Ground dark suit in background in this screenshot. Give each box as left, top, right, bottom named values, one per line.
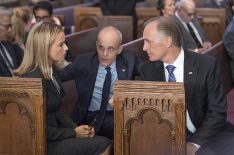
left=173, top=16, right=209, bottom=50
left=0, top=41, right=23, bottom=77
left=23, top=69, right=110, bottom=155
left=100, top=0, right=140, bottom=38
left=223, top=19, right=234, bottom=81
left=60, top=50, right=140, bottom=138
left=140, top=50, right=227, bottom=146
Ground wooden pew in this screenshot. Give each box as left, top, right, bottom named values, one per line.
left=73, top=7, right=102, bottom=32
left=114, top=80, right=186, bottom=155
left=73, top=7, right=134, bottom=42
left=99, top=16, right=133, bottom=43
left=196, top=8, right=226, bottom=44
left=0, top=77, right=46, bottom=155
left=135, top=7, right=160, bottom=37
left=66, top=27, right=99, bottom=58
left=54, top=2, right=98, bottom=34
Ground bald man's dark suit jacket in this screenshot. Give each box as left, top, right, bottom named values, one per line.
left=60, top=50, right=140, bottom=125
left=0, top=41, right=23, bottom=77
left=139, top=50, right=227, bottom=146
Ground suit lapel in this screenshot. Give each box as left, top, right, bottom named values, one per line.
left=1, top=41, right=17, bottom=67
left=184, top=51, right=198, bottom=109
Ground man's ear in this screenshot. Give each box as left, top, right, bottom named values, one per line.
left=164, top=36, right=173, bottom=48
left=117, top=45, right=123, bottom=54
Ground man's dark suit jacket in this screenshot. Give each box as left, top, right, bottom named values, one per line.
left=0, top=41, right=23, bottom=77
left=173, top=16, right=209, bottom=50
left=60, top=50, right=140, bottom=125
left=100, top=0, right=137, bottom=15
left=223, top=19, right=234, bottom=81
left=139, top=50, right=227, bottom=146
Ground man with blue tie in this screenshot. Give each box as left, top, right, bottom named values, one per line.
left=140, top=16, right=234, bottom=155
left=60, top=26, right=140, bottom=140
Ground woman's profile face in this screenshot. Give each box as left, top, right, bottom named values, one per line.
left=162, top=0, right=176, bottom=16
left=49, top=31, right=68, bottom=63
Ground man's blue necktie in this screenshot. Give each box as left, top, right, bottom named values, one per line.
left=166, top=65, right=176, bottom=82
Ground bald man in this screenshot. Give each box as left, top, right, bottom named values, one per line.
left=173, top=0, right=212, bottom=53
left=60, top=26, right=140, bottom=139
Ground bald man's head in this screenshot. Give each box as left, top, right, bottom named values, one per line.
left=177, top=0, right=196, bottom=22
left=180, top=0, right=196, bottom=12
left=96, top=26, right=123, bottom=67
left=97, top=26, right=122, bottom=46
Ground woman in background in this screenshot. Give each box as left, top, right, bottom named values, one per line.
left=11, top=7, right=32, bottom=50
left=157, top=0, right=176, bottom=16
left=15, top=22, right=111, bottom=155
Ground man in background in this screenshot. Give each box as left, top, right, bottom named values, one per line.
left=0, top=6, right=23, bottom=77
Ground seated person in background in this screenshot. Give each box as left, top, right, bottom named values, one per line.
left=0, top=6, right=23, bottom=77
left=100, top=0, right=140, bottom=38
left=10, top=7, right=32, bottom=50
left=32, top=0, right=61, bottom=25
left=32, top=0, right=74, bottom=62
left=157, top=0, right=176, bottom=16
left=14, top=22, right=111, bottom=155
left=59, top=26, right=140, bottom=140
left=223, top=0, right=234, bottom=82
left=173, top=0, right=212, bottom=53
left=140, top=16, right=234, bottom=155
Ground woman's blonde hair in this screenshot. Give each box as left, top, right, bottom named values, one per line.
left=10, top=7, right=31, bottom=47
left=15, top=22, right=63, bottom=79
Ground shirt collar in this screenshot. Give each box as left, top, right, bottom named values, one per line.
left=164, top=48, right=184, bottom=69
left=99, top=61, right=116, bottom=71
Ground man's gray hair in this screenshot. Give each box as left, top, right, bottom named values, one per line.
left=0, top=6, right=13, bottom=22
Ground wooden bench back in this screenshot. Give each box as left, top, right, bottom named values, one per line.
left=73, top=7, right=134, bottom=42
left=74, top=7, right=102, bottom=32
left=99, top=16, right=133, bottom=43
left=135, top=7, right=160, bottom=37
left=114, top=80, right=186, bottom=155
left=54, top=2, right=98, bottom=27
left=196, top=8, right=226, bottom=44
left=66, top=28, right=99, bottom=58
left=0, top=77, right=46, bottom=155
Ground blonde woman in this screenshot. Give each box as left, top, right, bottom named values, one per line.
left=15, top=22, right=111, bottom=155
left=11, top=7, right=32, bottom=50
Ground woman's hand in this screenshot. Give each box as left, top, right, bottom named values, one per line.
left=74, top=125, right=95, bottom=138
